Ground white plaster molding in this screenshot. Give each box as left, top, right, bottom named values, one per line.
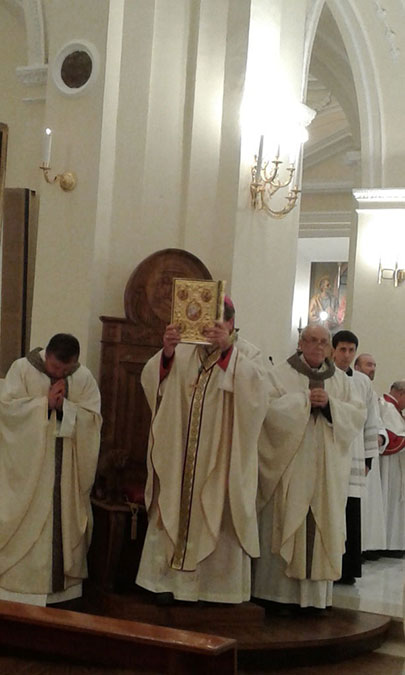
left=315, top=100, right=342, bottom=117
left=299, top=227, right=351, bottom=239
left=304, top=129, right=353, bottom=169
left=299, top=210, right=352, bottom=237
left=353, top=188, right=405, bottom=208
left=302, top=0, right=326, bottom=100
left=299, top=211, right=353, bottom=239
left=302, top=179, right=354, bottom=193
left=23, top=0, right=45, bottom=65
left=300, top=103, right=317, bottom=128
left=16, top=64, right=47, bottom=86
left=374, top=1, right=400, bottom=61
left=13, top=0, right=46, bottom=99
left=300, top=210, right=352, bottom=225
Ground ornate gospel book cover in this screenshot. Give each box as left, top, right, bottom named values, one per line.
left=171, top=278, right=226, bottom=344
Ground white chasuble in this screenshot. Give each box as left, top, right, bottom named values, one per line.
left=0, top=353, right=101, bottom=604
left=257, top=360, right=366, bottom=583
left=137, top=339, right=269, bottom=602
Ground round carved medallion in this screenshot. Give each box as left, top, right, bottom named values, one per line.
left=124, top=249, right=212, bottom=334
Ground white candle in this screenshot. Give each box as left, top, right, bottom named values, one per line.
left=256, top=135, right=264, bottom=182
left=43, top=128, right=52, bottom=167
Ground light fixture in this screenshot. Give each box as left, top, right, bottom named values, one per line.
left=250, top=135, right=300, bottom=219
left=39, top=127, right=77, bottom=191
left=377, top=260, right=405, bottom=287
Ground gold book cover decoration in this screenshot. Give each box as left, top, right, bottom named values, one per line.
left=171, top=279, right=226, bottom=344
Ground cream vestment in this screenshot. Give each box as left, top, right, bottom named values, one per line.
left=136, top=339, right=269, bottom=603
left=0, top=349, right=101, bottom=606
left=253, top=356, right=366, bottom=608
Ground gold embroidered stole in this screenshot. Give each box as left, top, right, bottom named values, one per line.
left=171, top=346, right=221, bottom=570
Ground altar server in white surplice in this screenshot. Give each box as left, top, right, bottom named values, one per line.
left=253, top=325, right=366, bottom=610
left=136, top=297, right=269, bottom=604
left=354, top=353, right=387, bottom=556
left=0, top=334, right=101, bottom=607
left=331, top=332, right=379, bottom=585
left=379, top=382, right=405, bottom=552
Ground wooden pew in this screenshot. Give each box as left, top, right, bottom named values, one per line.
left=0, top=600, right=237, bottom=674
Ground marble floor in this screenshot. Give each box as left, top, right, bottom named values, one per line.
left=299, top=555, right=405, bottom=675
left=239, top=558, right=405, bottom=673
left=333, top=555, right=405, bottom=618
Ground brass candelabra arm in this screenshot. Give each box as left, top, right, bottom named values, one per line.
left=40, top=165, right=77, bottom=191
left=260, top=186, right=300, bottom=219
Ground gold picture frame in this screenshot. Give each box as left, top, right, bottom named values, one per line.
left=171, top=278, right=226, bottom=344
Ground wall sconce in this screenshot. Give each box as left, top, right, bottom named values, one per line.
left=39, top=128, right=77, bottom=191
left=377, top=260, right=405, bottom=287
left=250, top=135, right=300, bottom=219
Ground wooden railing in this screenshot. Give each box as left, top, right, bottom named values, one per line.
left=0, top=600, right=237, bottom=674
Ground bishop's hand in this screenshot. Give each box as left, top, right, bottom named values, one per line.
left=163, top=324, right=181, bottom=359
left=203, top=321, right=232, bottom=353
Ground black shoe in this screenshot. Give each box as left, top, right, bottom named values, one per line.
left=251, top=598, right=298, bottom=616
left=155, top=592, right=175, bottom=606
left=335, top=576, right=356, bottom=585
left=381, top=550, right=404, bottom=559
left=299, top=606, right=330, bottom=616
left=362, top=550, right=381, bottom=561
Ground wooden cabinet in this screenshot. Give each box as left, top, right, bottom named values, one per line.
left=0, top=188, right=38, bottom=376
left=98, top=317, right=161, bottom=485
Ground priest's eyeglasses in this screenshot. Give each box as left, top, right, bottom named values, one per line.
left=302, top=336, right=329, bottom=347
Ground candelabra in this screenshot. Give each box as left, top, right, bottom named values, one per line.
left=250, top=152, right=300, bottom=219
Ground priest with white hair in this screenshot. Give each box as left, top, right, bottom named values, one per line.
left=253, top=324, right=366, bottom=610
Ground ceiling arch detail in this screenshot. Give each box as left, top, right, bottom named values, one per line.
left=22, top=0, right=46, bottom=66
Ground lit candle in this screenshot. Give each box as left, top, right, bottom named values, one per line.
left=256, top=135, right=264, bottom=182
left=43, top=128, right=52, bottom=167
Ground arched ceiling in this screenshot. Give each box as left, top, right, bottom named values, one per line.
left=304, top=3, right=360, bottom=170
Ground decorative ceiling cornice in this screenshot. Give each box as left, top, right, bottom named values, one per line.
left=299, top=210, right=352, bottom=238
left=302, top=178, right=354, bottom=194
left=304, top=128, right=353, bottom=169
left=353, top=188, right=405, bottom=208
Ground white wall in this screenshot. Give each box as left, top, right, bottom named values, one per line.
left=29, top=0, right=110, bottom=368
left=351, top=190, right=405, bottom=395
